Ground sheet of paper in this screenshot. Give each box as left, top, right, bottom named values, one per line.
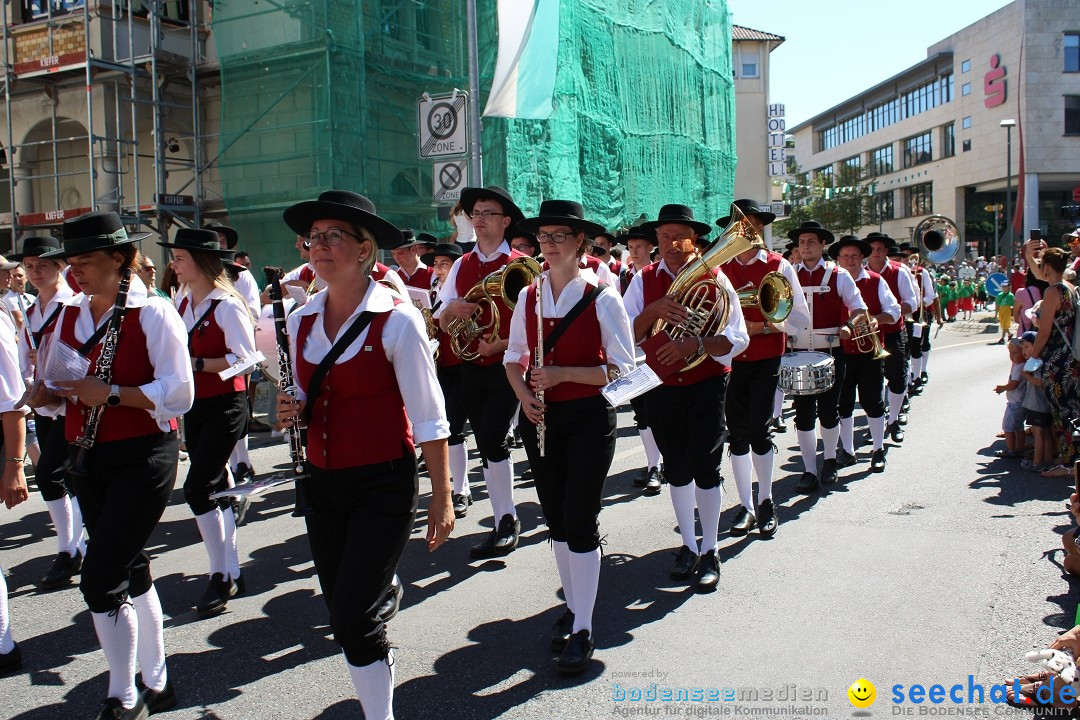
left=407, top=286, right=432, bottom=310
left=601, top=364, right=662, bottom=406
left=285, top=284, right=309, bottom=306
left=218, top=351, right=267, bottom=380
left=208, top=473, right=299, bottom=500
left=39, top=337, right=90, bottom=391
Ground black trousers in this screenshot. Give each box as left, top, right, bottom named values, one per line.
left=73, top=431, right=179, bottom=613
left=882, top=331, right=909, bottom=394
left=460, top=361, right=518, bottom=463
left=906, top=321, right=931, bottom=358
left=305, top=452, right=418, bottom=667
left=518, top=394, right=615, bottom=553
left=33, top=413, right=72, bottom=502
left=183, top=391, right=249, bottom=515
left=646, top=373, right=727, bottom=489
left=792, top=347, right=847, bottom=431
left=629, top=393, right=651, bottom=430
left=437, top=364, right=468, bottom=446
left=838, top=352, right=886, bottom=418
left=726, top=356, right=782, bottom=456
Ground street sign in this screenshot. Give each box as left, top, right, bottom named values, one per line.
left=433, top=159, right=468, bottom=205
left=958, top=266, right=976, bottom=280
left=985, top=272, right=1007, bottom=298
left=418, top=92, right=468, bottom=158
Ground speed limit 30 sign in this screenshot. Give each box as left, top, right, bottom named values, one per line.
left=418, top=92, right=469, bottom=158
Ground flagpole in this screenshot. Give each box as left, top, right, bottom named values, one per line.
left=466, top=0, right=484, bottom=186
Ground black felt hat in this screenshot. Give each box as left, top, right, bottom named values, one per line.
left=203, top=222, right=238, bottom=250
left=158, top=228, right=237, bottom=257
left=827, top=234, right=872, bottom=260
left=421, top=242, right=464, bottom=266
left=786, top=220, right=835, bottom=245
left=517, top=200, right=606, bottom=237
left=9, top=235, right=62, bottom=262
left=863, top=231, right=897, bottom=249
left=715, top=199, right=776, bottom=228
left=641, top=204, right=712, bottom=236
left=283, top=190, right=404, bottom=249
left=459, top=185, right=525, bottom=234
left=623, top=227, right=657, bottom=246
left=41, top=211, right=149, bottom=260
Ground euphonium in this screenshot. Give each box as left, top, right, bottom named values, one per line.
left=736, top=271, right=794, bottom=324
left=448, top=256, right=541, bottom=361
left=850, top=309, right=891, bottom=359
left=650, top=204, right=761, bottom=370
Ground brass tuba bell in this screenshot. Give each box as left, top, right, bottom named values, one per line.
left=913, top=215, right=960, bottom=265
left=737, top=271, right=794, bottom=325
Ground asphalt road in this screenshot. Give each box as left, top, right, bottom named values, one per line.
left=0, top=312, right=1073, bottom=720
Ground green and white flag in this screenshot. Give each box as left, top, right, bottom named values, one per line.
left=483, top=0, right=560, bottom=119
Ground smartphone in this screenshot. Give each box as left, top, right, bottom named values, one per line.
left=1074, top=460, right=1080, bottom=499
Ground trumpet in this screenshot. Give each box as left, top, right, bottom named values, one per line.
left=849, top=310, right=891, bottom=359
left=736, top=271, right=794, bottom=324
left=447, top=256, right=541, bottom=360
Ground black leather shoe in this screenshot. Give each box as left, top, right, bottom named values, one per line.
left=39, top=550, right=82, bottom=590
left=195, top=573, right=237, bottom=617
left=889, top=422, right=905, bottom=443
left=452, top=492, right=472, bottom=518
left=233, top=573, right=245, bottom=596
left=550, top=608, right=575, bottom=651
left=669, top=546, right=699, bottom=580
left=235, top=462, right=255, bottom=484
left=643, top=467, right=662, bottom=496
left=492, top=514, right=520, bottom=555
left=138, top=678, right=177, bottom=715
left=231, top=495, right=251, bottom=527
left=757, top=498, right=777, bottom=537
left=795, top=472, right=819, bottom=493
left=729, top=506, right=756, bottom=536
left=901, top=396, right=911, bottom=412
left=377, top=575, right=403, bottom=623
left=771, top=416, right=787, bottom=433
left=870, top=449, right=887, bottom=473
left=0, top=643, right=22, bottom=676
left=820, top=459, right=838, bottom=486
left=469, top=530, right=498, bottom=558
left=921, top=371, right=928, bottom=384
left=695, top=550, right=720, bottom=592
left=248, top=419, right=272, bottom=433
left=897, top=412, right=909, bottom=426
left=633, top=466, right=649, bottom=487
left=95, top=695, right=148, bottom=720
left=835, top=449, right=857, bottom=469
left=557, top=629, right=594, bottom=674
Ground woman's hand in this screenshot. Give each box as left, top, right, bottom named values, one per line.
left=25, top=380, right=58, bottom=409
left=427, top=492, right=454, bottom=552
left=275, top=392, right=306, bottom=430
left=529, top=367, right=566, bottom=393
left=54, top=376, right=109, bottom=406
left=0, top=461, right=28, bottom=509
left=518, top=389, right=546, bottom=425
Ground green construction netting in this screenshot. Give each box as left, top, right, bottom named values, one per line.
left=213, top=0, right=735, bottom=272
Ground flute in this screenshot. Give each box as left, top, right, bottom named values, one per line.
left=535, top=275, right=546, bottom=457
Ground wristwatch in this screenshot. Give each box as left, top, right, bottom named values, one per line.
left=762, top=323, right=772, bottom=335
left=106, top=385, right=121, bottom=407
left=194, top=357, right=205, bottom=372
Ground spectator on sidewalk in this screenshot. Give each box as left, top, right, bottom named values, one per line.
left=1018, top=332, right=1055, bottom=472
left=996, top=280, right=1015, bottom=343
left=994, top=338, right=1026, bottom=460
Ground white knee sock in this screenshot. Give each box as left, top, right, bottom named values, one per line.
left=449, top=443, right=469, bottom=496
left=131, top=586, right=168, bottom=692
left=229, top=437, right=251, bottom=474
left=773, top=388, right=785, bottom=419
left=729, top=452, right=754, bottom=511
left=669, top=483, right=699, bottom=553
left=45, top=496, right=74, bottom=555
left=70, top=496, right=86, bottom=556
left=752, top=450, right=775, bottom=502
left=220, top=507, right=242, bottom=580
left=820, top=423, right=840, bottom=460
left=868, top=415, right=886, bottom=451
left=920, top=352, right=929, bottom=375
left=839, top=416, right=855, bottom=454
left=797, top=429, right=818, bottom=475
left=347, top=653, right=395, bottom=720
left=569, top=548, right=600, bottom=634
left=0, top=566, right=13, bottom=654
left=888, top=391, right=906, bottom=424
left=92, top=606, right=139, bottom=708
left=551, top=540, right=575, bottom=614
left=639, top=428, right=661, bottom=469
left=487, top=459, right=515, bottom=520
left=694, top=484, right=724, bottom=555
left=194, top=509, right=226, bottom=577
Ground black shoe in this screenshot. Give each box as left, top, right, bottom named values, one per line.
left=633, top=467, right=649, bottom=487
left=96, top=696, right=148, bottom=720
left=897, top=412, right=908, bottom=426
left=669, top=546, right=699, bottom=580
left=550, top=608, right=575, bottom=651
left=233, top=573, right=245, bottom=596
left=771, top=417, right=787, bottom=433
left=695, top=550, right=720, bottom=592
left=870, top=449, right=887, bottom=473
left=493, top=514, right=520, bottom=555
left=469, top=530, right=498, bottom=558
left=377, top=575, right=403, bottom=623
left=757, top=498, right=777, bottom=537
left=39, top=550, right=82, bottom=590
left=643, top=467, right=662, bottom=496
left=138, top=678, right=177, bottom=715
left=820, top=459, right=838, bottom=486
left=234, top=462, right=255, bottom=484
left=921, top=372, right=928, bottom=384
left=0, top=643, right=22, bottom=676
left=729, top=506, right=756, bottom=536
left=901, top=396, right=911, bottom=412
left=231, top=495, right=251, bottom=527
left=556, top=629, right=594, bottom=674
left=889, top=422, right=905, bottom=443
left=835, top=449, right=857, bottom=469
left=247, top=419, right=272, bottom=433
left=795, top=472, right=819, bottom=493
left=452, top=493, right=472, bottom=518
left=908, top=383, right=921, bottom=396
left=195, top=573, right=237, bottom=617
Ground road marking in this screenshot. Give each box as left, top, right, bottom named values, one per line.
left=937, top=338, right=1006, bottom=350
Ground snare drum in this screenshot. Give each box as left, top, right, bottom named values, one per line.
left=778, top=351, right=835, bottom=395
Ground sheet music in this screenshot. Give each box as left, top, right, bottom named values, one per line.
left=39, top=337, right=90, bottom=390
left=218, top=351, right=267, bottom=380
left=407, top=286, right=432, bottom=310
left=601, top=364, right=662, bottom=406
left=209, top=473, right=297, bottom=500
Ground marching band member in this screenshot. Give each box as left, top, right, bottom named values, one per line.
left=391, top=230, right=435, bottom=290
left=277, top=190, right=452, bottom=720
left=623, top=204, right=748, bottom=591
left=505, top=200, right=635, bottom=674
left=37, top=211, right=193, bottom=719
left=437, top=185, right=528, bottom=558
left=719, top=200, right=809, bottom=537
left=591, top=231, right=623, bottom=277
left=830, top=236, right=900, bottom=473
left=164, top=229, right=257, bottom=616
left=903, top=244, right=941, bottom=392
left=510, top=231, right=540, bottom=259
left=788, top=221, right=867, bottom=492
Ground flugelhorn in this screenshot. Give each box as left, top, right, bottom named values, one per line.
left=448, top=256, right=541, bottom=361
left=736, top=271, right=794, bottom=324
left=850, top=310, right=890, bottom=359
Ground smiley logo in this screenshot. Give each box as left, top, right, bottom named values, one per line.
left=848, top=678, right=876, bottom=708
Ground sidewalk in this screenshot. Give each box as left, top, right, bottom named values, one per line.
left=939, top=309, right=1002, bottom=336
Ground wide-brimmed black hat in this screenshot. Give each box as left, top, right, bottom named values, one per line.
left=41, top=211, right=149, bottom=260
left=416, top=232, right=439, bottom=250
left=459, top=185, right=525, bottom=231
left=517, top=200, right=606, bottom=237
left=158, top=228, right=236, bottom=257
left=593, top=231, right=617, bottom=246
left=863, top=231, right=897, bottom=249
left=622, top=227, right=657, bottom=246
left=828, top=234, right=872, bottom=260
left=203, top=222, right=238, bottom=250
left=897, top=242, right=917, bottom=255
left=283, top=190, right=403, bottom=249
left=509, top=230, right=540, bottom=255
left=886, top=245, right=906, bottom=259
left=421, top=242, right=464, bottom=266
left=9, top=235, right=62, bottom=262
left=716, top=199, right=776, bottom=228
left=786, top=220, right=835, bottom=244
left=641, top=204, right=712, bottom=236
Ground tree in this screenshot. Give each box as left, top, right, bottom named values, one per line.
left=774, top=160, right=877, bottom=238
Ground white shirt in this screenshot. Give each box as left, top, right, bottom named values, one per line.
left=233, top=268, right=262, bottom=319
left=393, top=260, right=428, bottom=283
left=917, top=267, right=938, bottom=305
left=375, top=265, right=409, bottom=298
left=60, top=274, right=194, bottom=429
left=851, top=268, right=901, bottom=323
left=283, top=262, right=326, bottom=292
left=434, top=240, right=513, bottom=317
left=792, top=258, right=867, bottom=349
left=868, top=260, right=918, bottom=316
left=587, top=258, right=615, bottom=287
left=2, top=290, right=32, bottom=318
left=176, top=287, right=257, bottom=368
left=503, top=271, right=637, bottom=378
left=287, top=281, right=449, bottom=445
left=622, top=257, right=750, bottom=366
left=18, top=283, right=76, bottom=389
left=726, top=249, right=810, bottom=337
left=0, top=311, right=26, bottom=415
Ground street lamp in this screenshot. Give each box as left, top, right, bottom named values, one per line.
left=1000, top=118, right=1016, bottom=260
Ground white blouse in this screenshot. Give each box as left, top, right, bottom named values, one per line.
left=0, top=311, right=26, bottom=415
left=176, top=287, right=257, bottom=364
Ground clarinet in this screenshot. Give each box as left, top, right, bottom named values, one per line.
left=535, top=275, right=546, bottom=457
left=264, top=267, right=313, bottom=517
left=66, top=269, right=132, bottom=484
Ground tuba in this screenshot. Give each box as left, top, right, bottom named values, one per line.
left=737, top=271, right=794, bottom=324
left=651, top=204, right=762, bottom=370
left=913, top=215, right=960, bottom=266
left=448, top=256, right=541, bottom=361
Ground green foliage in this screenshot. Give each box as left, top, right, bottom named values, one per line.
left=774, top=160, right=878, bottom=238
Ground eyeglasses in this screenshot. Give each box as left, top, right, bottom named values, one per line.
left=140, top=265, right=155, bottom=272
left=537, top=231, right=574, bottom=244
left=303, top=228, right=358, bottom=249
left=469, top=210, right=505, bottom=220
left=511, top=243, right=535, bottom=253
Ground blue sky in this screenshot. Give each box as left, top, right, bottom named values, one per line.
left=727, top=0, right=1014, bottom=126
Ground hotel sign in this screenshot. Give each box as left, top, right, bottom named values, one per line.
left=768, top=104, right=786, bottom=177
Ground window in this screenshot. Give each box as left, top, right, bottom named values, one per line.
left=903, top=131, right=933, bottom=168
left=817, top=73, right=953, bottom=151
left=871, top=145, right=893, bottom=175
left=815, top=165, right=834, bottom=184
left=961, top=59, right=971, bottom=74
left=906, top=183, right=933, bottom=217
left=25, top=0, right=85, bottom=20
left=1066, top=34, right=1079, bottom=73
left=962, top=139, right=972, bottom=152
left=842, top=155, right=861, bottom=170
left=961, top=82, right=971, bottom=96
left=1067, top=96, right=1080, bottom=135
left=873, top=192, right=894, bottom=222
left=943, top=123, right=955, bottom=158
left=962, top=116, right=972, bottom=129
left=740, top=52, right=759, bottom=78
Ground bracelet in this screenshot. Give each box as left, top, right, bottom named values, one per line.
left=5, top=457, right=23, bottom=464
left=697, top=336, right=705, bottom=355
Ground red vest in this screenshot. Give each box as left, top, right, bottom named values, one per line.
left=797, top=262, right=845, bottom=332
left=399, top=265, right=434, bottom=290
left=608, top=259, right=623, bottom=276
left=25, top=300, right=64, bottom=349
left=178, top=297, right=247, bottom=399
left=619, top=267, right=635, bottom=295
left=640, top=261, right=727, bottom=386
left=295, top=308, right=413, bottom=470
left=454, top=249, right=526, bottom=367
left=298, top=264, right=316, bottom=286
left=523, top=282, right=605, bottom=402
left=371, top=262, right=395, bottom=285
left=873, top=261, right=906, bottom=335
left=723, top=252, right=786, bottom=362
left=60, top=306, right=175, bottom=443
left=64, top=270, right=82, bottom=294
left=842, top=272, right=885, bottom=355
